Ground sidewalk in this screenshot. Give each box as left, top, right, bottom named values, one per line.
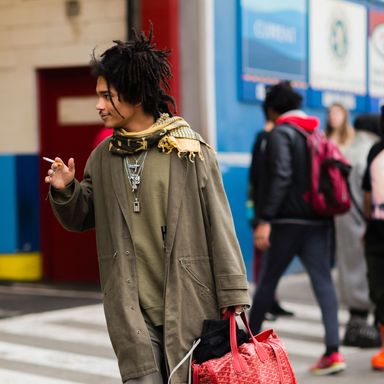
left=0, top=281, right=101, bottom=319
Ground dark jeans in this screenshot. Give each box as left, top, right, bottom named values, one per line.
left=249, top=222, right=340, bottom=348
left=365, top=248, right=384, bottom=324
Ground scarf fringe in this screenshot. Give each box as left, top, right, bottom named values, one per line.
left=157, top=136, right=205, bottom=162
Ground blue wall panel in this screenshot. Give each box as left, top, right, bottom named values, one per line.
left=16, top=155, right=40, bottom=252
left=215, top=0, right=264, bottom=154
left=0, top=156, right=17, bottom=252
left=220, top=164, right=253, bottom=280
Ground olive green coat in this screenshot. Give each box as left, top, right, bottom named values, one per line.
left=49, top=139, right=250, bottom=383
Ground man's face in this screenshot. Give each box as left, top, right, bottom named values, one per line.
left=96, top=76, right=136, bottom=129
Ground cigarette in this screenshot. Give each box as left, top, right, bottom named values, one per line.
left=42, top=157, right=55, bottom=163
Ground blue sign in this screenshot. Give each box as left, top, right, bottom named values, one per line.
left=238, top=0, right=307, bottom=102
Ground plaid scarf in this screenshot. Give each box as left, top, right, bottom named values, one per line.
left=109, top=114, right=210, bottom=162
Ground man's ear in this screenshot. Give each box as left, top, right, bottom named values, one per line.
left=267, top=107, right=279, bottom=123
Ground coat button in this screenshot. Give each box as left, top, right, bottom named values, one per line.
left=125, top=250, right=130, bottom=254
left=126, top=279, right=131, bottom=283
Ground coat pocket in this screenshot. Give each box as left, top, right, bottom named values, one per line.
left=179, top=257, right=215, bottom=296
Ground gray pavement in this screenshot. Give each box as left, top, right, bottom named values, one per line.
left=0, top=274, right=382, bottom=383
left=275, top=272, right=383, bottom=383
left=0, top=282, right=101, bottom=319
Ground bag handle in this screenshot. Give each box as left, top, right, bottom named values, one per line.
left=229, top=311, right=268, bottom=373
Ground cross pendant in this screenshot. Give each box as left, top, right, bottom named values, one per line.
left=127, top=163, right=139, bottom=170
left=133, top=199, right=140, bottom=213
left=130, top=174, right=140, bottom=190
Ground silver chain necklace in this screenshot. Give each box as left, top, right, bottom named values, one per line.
left=124, top=151, right=148, bottom=213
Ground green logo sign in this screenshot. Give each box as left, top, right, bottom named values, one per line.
left=330, top=18, right=348, bottom=61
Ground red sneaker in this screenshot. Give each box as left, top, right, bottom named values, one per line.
left=310, top=352, right=346, bottom=375
left=372, top=349, right=384, bottom=370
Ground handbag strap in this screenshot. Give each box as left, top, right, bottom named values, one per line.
left=229, top=313, right=248, bottom=373
left=234, top=312, right=296, bottom=383
left=193, top=364, right=199, bottom=384
left=269, top=340, right=285, bottom=382
left=269, top=338, right=298, bottom=383
left=229, top=312, right=268, bottom=373
left=238, top=312, right=268, bottom=361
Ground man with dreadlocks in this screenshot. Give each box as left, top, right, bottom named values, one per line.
left=44, top=29, right=249, bottom=384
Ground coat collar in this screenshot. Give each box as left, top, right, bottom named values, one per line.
left=110, top=154, right=132, bottom=232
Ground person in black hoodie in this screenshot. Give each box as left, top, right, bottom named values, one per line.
left=248, top=82, right=346, bottom=375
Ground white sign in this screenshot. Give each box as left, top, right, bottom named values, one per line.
left=58, top=96, right=101, bottom=125
left=369, top=10, right=384, bottom=98
left=309, top=0, right=367, bottom=95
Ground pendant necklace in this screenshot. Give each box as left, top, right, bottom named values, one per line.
left=124, top=151, right=148, bottom=213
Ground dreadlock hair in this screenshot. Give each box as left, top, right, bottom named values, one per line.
left=90, top=28, right=176, bottom=119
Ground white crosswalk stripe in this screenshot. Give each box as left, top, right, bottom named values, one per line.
left=260, top=301, right=362, bottom=376
left=0, top=368, right=83, bottom=384
left=0, top=369, right=83, bottom=384
left=0, top=304, right=120, bottom=383
left=0, top=300, right=378, bottom=383
left=0, top=341, right=120, bottom=377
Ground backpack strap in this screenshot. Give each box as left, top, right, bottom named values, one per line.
left=283, top=122, right=311, bottom=138
left=348, top=185, right=368, bottom=223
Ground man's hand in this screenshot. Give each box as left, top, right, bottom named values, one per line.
left=254, top=222, right=271, bottom=251
left=221, top=305, right=247, bottom=316
left=44, top=157, right=75, bottom=189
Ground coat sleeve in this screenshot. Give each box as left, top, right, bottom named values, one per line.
left=48, top=156, right=95, bottom=232
left=201, top=147, right=250, bottom=309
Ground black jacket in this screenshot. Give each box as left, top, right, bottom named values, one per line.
left=259, top=123, right=322, bottom=222
left=249, top=130, right=270, bottom=227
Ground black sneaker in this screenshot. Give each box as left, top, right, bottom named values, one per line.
left=269, top=301, right=295, bottom=317
left=343, top=317, right=381, bottom=348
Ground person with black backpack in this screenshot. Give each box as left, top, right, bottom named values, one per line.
left=249, top=82, right=346, bottom=376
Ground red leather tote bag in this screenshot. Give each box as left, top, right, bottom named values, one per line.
left=191, top=312, right=297, bottom=384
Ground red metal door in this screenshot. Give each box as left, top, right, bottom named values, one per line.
left=39, top=67, right=107, bottom=282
